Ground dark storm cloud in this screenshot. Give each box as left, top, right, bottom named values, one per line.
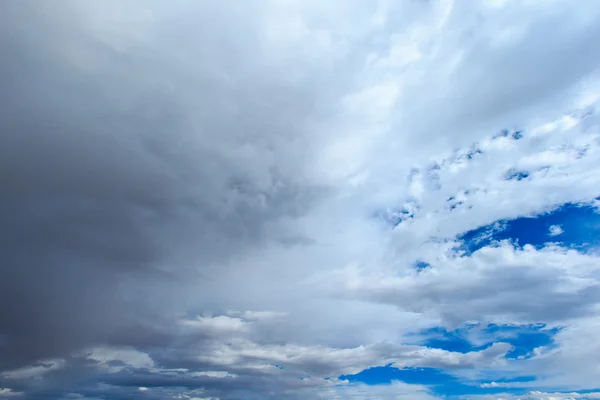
left=0, top=0, right=330, bottom=373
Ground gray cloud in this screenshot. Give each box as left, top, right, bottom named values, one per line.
left=0, top=0, right=333, bottom=372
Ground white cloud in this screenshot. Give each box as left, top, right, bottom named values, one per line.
left=189, top=371, right=237, bottom=379
left=1, top=359, right=66, bottom=380
left=0, top=389, right=22, bottom=398
left=548, top=225, right=564, bottom=236
left=313, top=381, right=439, bottom=400
left=480, top=382, right=501, bottom=388
left=310, top=243, right=600, bottom=326
left=180, top=315, right=249, bottom=334
left=82, top=347, right=154, bottom=372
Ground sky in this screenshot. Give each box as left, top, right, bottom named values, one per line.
left=1, top=0, right=600, bottom=399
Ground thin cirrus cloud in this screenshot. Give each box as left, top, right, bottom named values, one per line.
left=1, top=0, right=600, bottom=399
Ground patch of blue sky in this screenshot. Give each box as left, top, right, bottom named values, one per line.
left=337, top=324, right=560, bottom=396
left=450, top=146, right=484, bottom=165
left=457, top=202, right=600, bottom=255
left=419, top=326, right=484, bottom=353
left=339, top=365, right=455, bottom=386
left=493, top=128, right=524, bottom=140
left=504, top=169, right=530, bottom=181
left=418, top=323, right=559, bottom=359
left=413, top=260, right=431, bottom=272
left=339, top=365, right=532, bottom=397
left=485, top=324, right=559, bottom=359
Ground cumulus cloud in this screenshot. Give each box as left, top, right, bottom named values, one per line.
left=2, top=0, right=600, bottom=398
left=548, top=225, right=564, bottom=237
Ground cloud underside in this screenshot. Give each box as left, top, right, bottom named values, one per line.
left=1, top=0, right=600, bottom=399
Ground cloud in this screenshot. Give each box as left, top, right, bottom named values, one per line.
left=313, top=381, right=440, bottom=400
left=548, top=225, right=564, bottom=237
left=2, top=0, right=600, bottom=399
left=468, top=392, right=600, bottom=400
left=0, top=0, right=335, bottom=371
left=1, top=359, right=66, bottom=380
left=0, top=389, right=22, bottom=398
left=314, top=244, right=600, bottom=327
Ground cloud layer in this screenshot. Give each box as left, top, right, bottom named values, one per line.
left=1, top=0, right=600, bottom=399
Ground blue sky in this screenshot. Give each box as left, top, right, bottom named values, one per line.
left=339, top=323, right=562, bottom=397
left=2, top=1, right=600, bottom=400
left=458, top=202, right=600, bottom=255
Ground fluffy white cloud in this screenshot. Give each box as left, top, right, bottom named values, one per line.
left=548, top=225, right=564, bottom=237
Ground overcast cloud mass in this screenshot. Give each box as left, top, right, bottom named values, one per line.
left=2, top=0, right=600, bottom=399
